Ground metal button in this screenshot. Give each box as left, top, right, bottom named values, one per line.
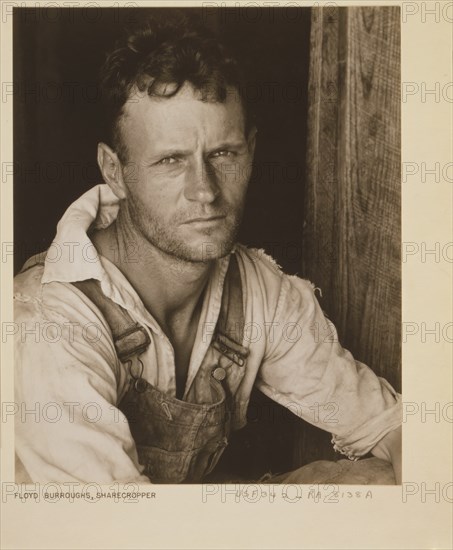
left=212, top=367, right=226, bottom=381
left=134, top=378, right=148, bottom=393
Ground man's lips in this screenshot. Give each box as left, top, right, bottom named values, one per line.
left=182, top=215, right=226, bottom=224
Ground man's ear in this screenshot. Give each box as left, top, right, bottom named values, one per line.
left=247, top=126, right=257, bottom=160
left=97, top=142, right=127, bottom=200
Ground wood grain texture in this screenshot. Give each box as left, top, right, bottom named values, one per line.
left=294, top=6, right=401, bottom=466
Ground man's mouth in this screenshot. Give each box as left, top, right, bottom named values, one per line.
left=182, top=215, right=226, bottom=225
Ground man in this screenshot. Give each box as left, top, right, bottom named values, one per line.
left=14, top=12, right=401, bottom=484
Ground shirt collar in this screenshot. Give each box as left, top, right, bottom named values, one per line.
left=40, top=183, right=232, bottom=335
left=42, top=184, right=120, bottom=285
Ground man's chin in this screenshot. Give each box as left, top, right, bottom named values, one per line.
left=145, top=234, right=236, bottom=264
left=167, top=224, right=238, bottom=262
left=187, top=239, right=236, bottom=262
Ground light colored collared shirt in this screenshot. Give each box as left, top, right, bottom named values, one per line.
left=14, top=184, right=402, bottom=483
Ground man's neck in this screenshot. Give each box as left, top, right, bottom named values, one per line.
left=91, top=216, right=213, bottom=336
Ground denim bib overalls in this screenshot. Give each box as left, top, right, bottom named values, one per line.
left=72, top=254, right=249, bottom=483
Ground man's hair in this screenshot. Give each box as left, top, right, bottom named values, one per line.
left=99, top=11, right=250, bottom=162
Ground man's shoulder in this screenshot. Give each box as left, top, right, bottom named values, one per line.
left=14, top=261, right=45, bottom=309
left=233, top=243, right=321, bottom=316
left=233, top=244, right=287, bottom=316
left=14, top=257, right=98, bottom=326
left=234, top=243, right=284, bottom=279
left=234, top=243, right=314, bottom=291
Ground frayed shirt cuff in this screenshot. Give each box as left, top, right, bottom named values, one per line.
left=330, top=381, right=402, bottom=460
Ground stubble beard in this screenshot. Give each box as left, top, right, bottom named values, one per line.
left=127, top=197, right=244, bottom=264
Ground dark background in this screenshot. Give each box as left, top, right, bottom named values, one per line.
left=14, top=7, right=312, bottom=478
left=13, top=6, right=311, bottom=276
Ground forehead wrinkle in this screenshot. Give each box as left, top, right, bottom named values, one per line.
left=120, top=83, right=246, bottom=158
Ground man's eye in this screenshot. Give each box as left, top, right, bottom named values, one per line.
left=157, top=156, right=178, bottom=165
left=211, top=150, right=234, bottom=159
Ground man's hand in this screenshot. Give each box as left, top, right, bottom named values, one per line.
left=370, top=425, right=402, bottom=484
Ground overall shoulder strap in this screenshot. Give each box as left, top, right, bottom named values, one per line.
left=217, top=253, right=244, bottom=342
left=72, top=280, right=151, bottom=363
left=213, top=253, right=249, bottom=366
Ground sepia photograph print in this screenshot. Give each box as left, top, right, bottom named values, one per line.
left=1, top=1, right=452, bottom=549
left=12, top=4, right=402, bottom=486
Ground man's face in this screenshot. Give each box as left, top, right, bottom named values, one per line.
left=117, top=82, right=255, bottom=262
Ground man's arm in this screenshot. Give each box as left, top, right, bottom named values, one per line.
left=14, top=285, right=150, bottom=483
left=254, top=270, right=402, bottom=469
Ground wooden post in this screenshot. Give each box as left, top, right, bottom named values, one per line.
left=295, top=6, right=401, bottom=466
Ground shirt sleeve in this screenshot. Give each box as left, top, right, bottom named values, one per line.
left=255, top=274, right=402, bottom=459
left=14, top=282, right=150, bottom=484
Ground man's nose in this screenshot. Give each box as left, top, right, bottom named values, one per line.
left=183, top=158, right=220, bottom=203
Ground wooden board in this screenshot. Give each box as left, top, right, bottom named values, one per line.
left=294, top=6, right=401, bottom=466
